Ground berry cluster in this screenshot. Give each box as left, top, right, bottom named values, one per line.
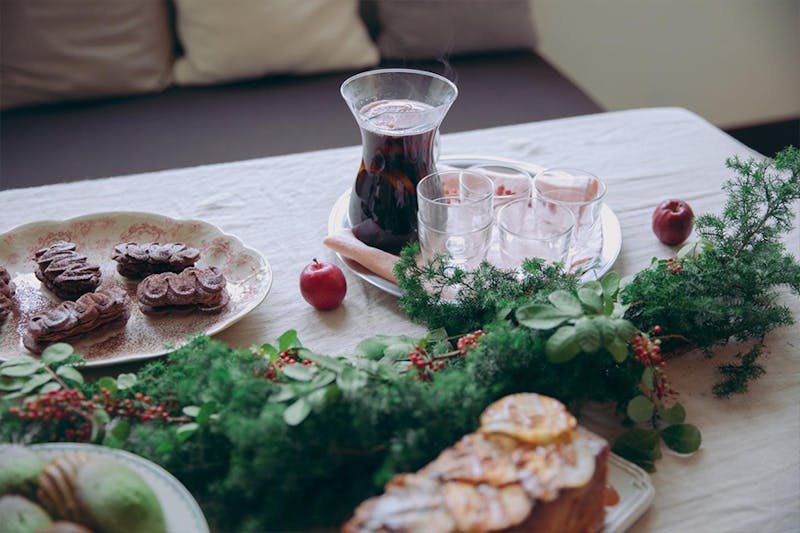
left=262, top=348, right=312, bottom=382
left=456, top=330, right=484, bottom=356
left=6, top=386, right=176, bottom=442
left=665, top=257, right=683, bottom=274
left=408, top=344, right=446, bottom=378
left=8, top=389, right=92, bottom=441
left=631, top=326, right=675, bottom=399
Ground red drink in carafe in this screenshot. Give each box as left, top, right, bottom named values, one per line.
left=349, top=99, right=438, bottom=254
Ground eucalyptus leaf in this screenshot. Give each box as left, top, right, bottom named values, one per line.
left=600, top=272, right=621, bottom=298
left=594, top=316, right=616, bottom=345
left=38, top=383, right=61, bottom=394
left=517, top=304, right=575, bottom=330
left=384, top=343, right=415, bottom=361
left=301, top=351, right=345, bottom=373
left=659, top=403, right=686, bottom=425
left=311, top=370, right=336, bottom=388
left=307, top=387, right=329, bottom=407
left=605, top=337, right=629, bottom=363
left=0, top=355, right=38, bottom=367
left=660, top=423, right=702, bottom=454
left=577, top=287, right=603, bottom=313
left=282, top=363, right=314, bottom=382
left=426, top=328, right=449, bottom=342
left=1, top=360, right=43, bottom=377
left=96, top=376, right=118, bottom=394
left=545, top=325, right=581, bottom=363
left=574, top=317, right=601, bottom=353
left=626, top=395, right=655, bottom=423
left=641, top=367, right=655, bottom=391
left=91, top=409, right=111, bottom=443
left=612, top=319, right=638, bottom=342
left=612, top=428, right=662, bottom=463
left=176, top=422, right=199, bottom=443
left=278, top=330, right=300, bottom=351
left=582, top=280, right=603, bottom=295
left=56, top=365, right=84, bottom=384
left=603, top=298, right=615, bottom=316
left=356, top=337, right=391, bottom=360
left=0, top=376, right=26, bottom=392
left=41, top=343, right=74, bottom=364
left=19, top=372, right=53, bottom=395
left=547, top=290, right=583, bottom=315
left=116, top=373, right=137, bottom=390
left=336, top=365, right=368, bottom=392
left=259, top=343, right=278, bottom=359
left=197, top=401, right=218, bottom=425
left=269, top=386, right=298, bottom=403
left=283, top=397, right=312, bottom=426
left=182, top=405, right=201, bottom=418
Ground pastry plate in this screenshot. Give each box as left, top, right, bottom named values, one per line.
left=606, top=453, right=655, bottom=532
left=0, top=212, right=272, bottom=366
left=27, top=443, right=210, bottom=533
left=328, top=155, right=622, bottom=297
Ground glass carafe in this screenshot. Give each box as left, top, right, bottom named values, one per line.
left=341, top=69, right=458, bottom=254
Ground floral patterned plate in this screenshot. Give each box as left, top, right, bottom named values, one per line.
left=0, top=212, right=272, bottom=366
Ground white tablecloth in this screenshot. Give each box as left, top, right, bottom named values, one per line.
left=1, top=108, right=798, bottom=532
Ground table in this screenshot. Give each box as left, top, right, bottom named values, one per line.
left=1, top=108, right=798, bottom=532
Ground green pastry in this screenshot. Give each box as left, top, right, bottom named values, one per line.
left=0, top=495, right=53, bottom=533
left=0, top=446, right=45, bottom=498
left=75, top=460, right=166, bottom=533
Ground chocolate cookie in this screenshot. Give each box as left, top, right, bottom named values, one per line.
left=137, top=266, right=229, bottom=315
left=34, top=241, right=101, bottom=300
left=112, top=242, right=200, bottom=278
left=0, top=266, right=15, bottom=323
left=23, top=287, right=129, bottom=353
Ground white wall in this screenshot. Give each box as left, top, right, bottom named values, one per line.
left=532, top=0, right=800, bottom=128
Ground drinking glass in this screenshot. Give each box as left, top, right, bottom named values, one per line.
left=532, top=167, right=606, bottom=269
left=417, top=169, right=494, bottom=270
left=468, top=163, right=533, bottom=215
left=496, top=197, right=575, bottom=269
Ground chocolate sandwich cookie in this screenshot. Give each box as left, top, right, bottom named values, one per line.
left=112, top=242, right=200, bottom=278
left=137, top=266, right=229, bottom=315
left=0, top=266, right=15, bottom=323
left=23, top=287, right=129, bottom=353
left=34, top=241, right=101, bottom=300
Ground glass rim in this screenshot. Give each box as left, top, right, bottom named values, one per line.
left=532, top=167, right=607, bottom=206
left=340, top=68, right=459, bottom=102
left=417, top=170, right=494, bottom=207
left=496, top=197, right=576, bottom=240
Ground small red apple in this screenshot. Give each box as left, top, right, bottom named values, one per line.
left=300, top=259, right=347, bottom=310
left=652, top=199, right=694, bottom=245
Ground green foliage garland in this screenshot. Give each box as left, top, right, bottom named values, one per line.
left=1, top=148, right=798, bottom=532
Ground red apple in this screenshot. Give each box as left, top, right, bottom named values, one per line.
left=652, top=199, right=694, bottom=245
left=300, top=259, right=347, bottom=310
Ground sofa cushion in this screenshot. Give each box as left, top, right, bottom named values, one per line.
left=0, top=0, right=173, bottom=110
left=375, top=0, right=536, bottom=60
left=173, top=0, right=380, bottom=86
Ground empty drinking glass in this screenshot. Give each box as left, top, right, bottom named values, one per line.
left=532, top=167, right=606, bottom=269
left=468, top=163, right=533, bottom=215
left=417, top=169, right=494, bottom=270
left=496, top=197, right=575, bottom=269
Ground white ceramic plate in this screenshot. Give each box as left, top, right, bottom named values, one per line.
left=0, top=212, right=272, bottom=366
left=27, top=443, right=210, bottom=533
left=328, top=155, right=622, bottom=296
left=606, top=454, right=655, bottom=532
